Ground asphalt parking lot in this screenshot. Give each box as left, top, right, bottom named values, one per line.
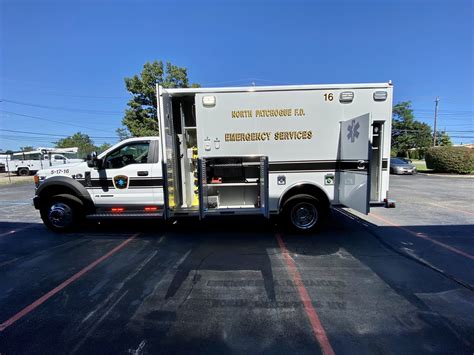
left=0, top=174, right=473, bottom=354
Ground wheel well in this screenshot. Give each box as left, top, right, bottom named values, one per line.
left=279, top=183, right=330, bottom=213
left=38, top=186, right=86, bottom=209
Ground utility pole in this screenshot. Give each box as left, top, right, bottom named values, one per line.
left=433, top=96, right=440, bottom=146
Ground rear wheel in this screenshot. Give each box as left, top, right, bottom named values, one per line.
left=40, top=195, right=83, bottom=232
left=282, top=194, right=325, bottom=233
left=18, top=168, right=30, bottom=176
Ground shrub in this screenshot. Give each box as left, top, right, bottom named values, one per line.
left=425, top=146, right=474, bottom=174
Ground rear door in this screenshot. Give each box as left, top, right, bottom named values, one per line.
left=338, top=113, right=372, bottom=214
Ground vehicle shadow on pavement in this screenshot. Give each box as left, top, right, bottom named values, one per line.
left=2, top=215, right=473, bottom=353
left=327, top=211, right=474, bottom=352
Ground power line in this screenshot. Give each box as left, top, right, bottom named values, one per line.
left=0, top=128, right=116, bottom=139
left=443, top=130, right=474, bottom=133
left=416, top=116, right=473, bottom=121
left=440, top=124, right=474, bottom=127
left=0, top=99, right=122, bottom=115
left=0, top=110, right=114, bottom=133
left=0, top=134, right=114, bottom=142
left=414, top=108, right=474, bottom=114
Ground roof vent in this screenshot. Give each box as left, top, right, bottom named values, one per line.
left=339, top=91, right=354, bottom=103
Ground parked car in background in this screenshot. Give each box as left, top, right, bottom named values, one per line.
left=390, top=158, right=417, bottom=175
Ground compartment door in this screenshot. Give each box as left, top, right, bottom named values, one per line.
left=260, top=156, right=270, bottom=218
left=338, top=113, right=372, bottom=214
left=157, top=85, right=179, bottom=215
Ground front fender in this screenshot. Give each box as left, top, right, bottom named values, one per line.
left=35, top=176, right=95, bottom=212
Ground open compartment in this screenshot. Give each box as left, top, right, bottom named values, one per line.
left=199, top=156, right=269, bottom=216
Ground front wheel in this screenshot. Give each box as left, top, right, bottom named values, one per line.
left=282, top=194, right=325, bottom=233
left=40, top=195, right=83, bottom=232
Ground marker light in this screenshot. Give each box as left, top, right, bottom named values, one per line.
left=339, top=91, right=354, bottom=103
left=373, top=91, right=388, bottom=101
left=144, top=207, right=158, bottom=212
left=111, top=207, right=124, bottom=213
left=202, top=95, right=216, bottom=107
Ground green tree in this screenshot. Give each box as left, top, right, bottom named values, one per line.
left=120, top=61, right=199, bottom=137
left=20, top=146, right=34, bottom=152
left=116, top=127, right=131, bottom=141
left=437, top=131, right=452, bottom=146
left=392, top=101, right=432, bottom=158
left=55, top=132, right=98, bottom=158
left=97, top=143, right=112, bottom=153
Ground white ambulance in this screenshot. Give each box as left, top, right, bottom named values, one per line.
left=33, top=82, right=393, bottom=232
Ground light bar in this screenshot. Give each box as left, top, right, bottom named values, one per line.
left=373, top=91, right=388, bottom=101
left=144, top=207, right=158, bottom=212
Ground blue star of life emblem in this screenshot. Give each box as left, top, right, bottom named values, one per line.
left=113, top=175, right=128, bottom=189
left=347, top=120, right=360, bottom=143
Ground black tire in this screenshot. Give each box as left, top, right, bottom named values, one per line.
left=40, top=194, right=84, bottom=232
left=282, top=194, right=326, bottom=233
left=18, top=168, right=30, bottom=176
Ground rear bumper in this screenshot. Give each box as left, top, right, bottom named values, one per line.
left=392, top=168, right=417, bottom=174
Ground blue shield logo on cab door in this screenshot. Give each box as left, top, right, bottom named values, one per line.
left=113, top=175, right=129, bottom=189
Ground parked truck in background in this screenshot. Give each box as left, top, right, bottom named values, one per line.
left=7, top=147, right=83, bottom=176
left=33, top=82, right=393, bottom=232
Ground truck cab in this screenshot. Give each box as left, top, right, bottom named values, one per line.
left=34, top=137, right=165, bottom=231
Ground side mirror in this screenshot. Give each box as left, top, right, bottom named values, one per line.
left=86, top=151, right=99, bottom=168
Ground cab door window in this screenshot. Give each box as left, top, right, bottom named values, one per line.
left=104, top=142, right=150, bottom=169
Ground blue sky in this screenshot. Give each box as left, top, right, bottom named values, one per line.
left=1, top=0, right=473, bottom=151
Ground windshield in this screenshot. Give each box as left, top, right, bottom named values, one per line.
left=391, top=158, right=408, bottom=164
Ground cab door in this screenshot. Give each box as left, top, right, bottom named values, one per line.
left=338, top=113, right=372, bottom=214
left=90, top=140, right=164, bottom=211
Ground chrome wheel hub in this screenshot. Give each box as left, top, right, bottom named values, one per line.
left=48, top=202, right=73, bottom=228
left=291, top=202, right=318, bottom=230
